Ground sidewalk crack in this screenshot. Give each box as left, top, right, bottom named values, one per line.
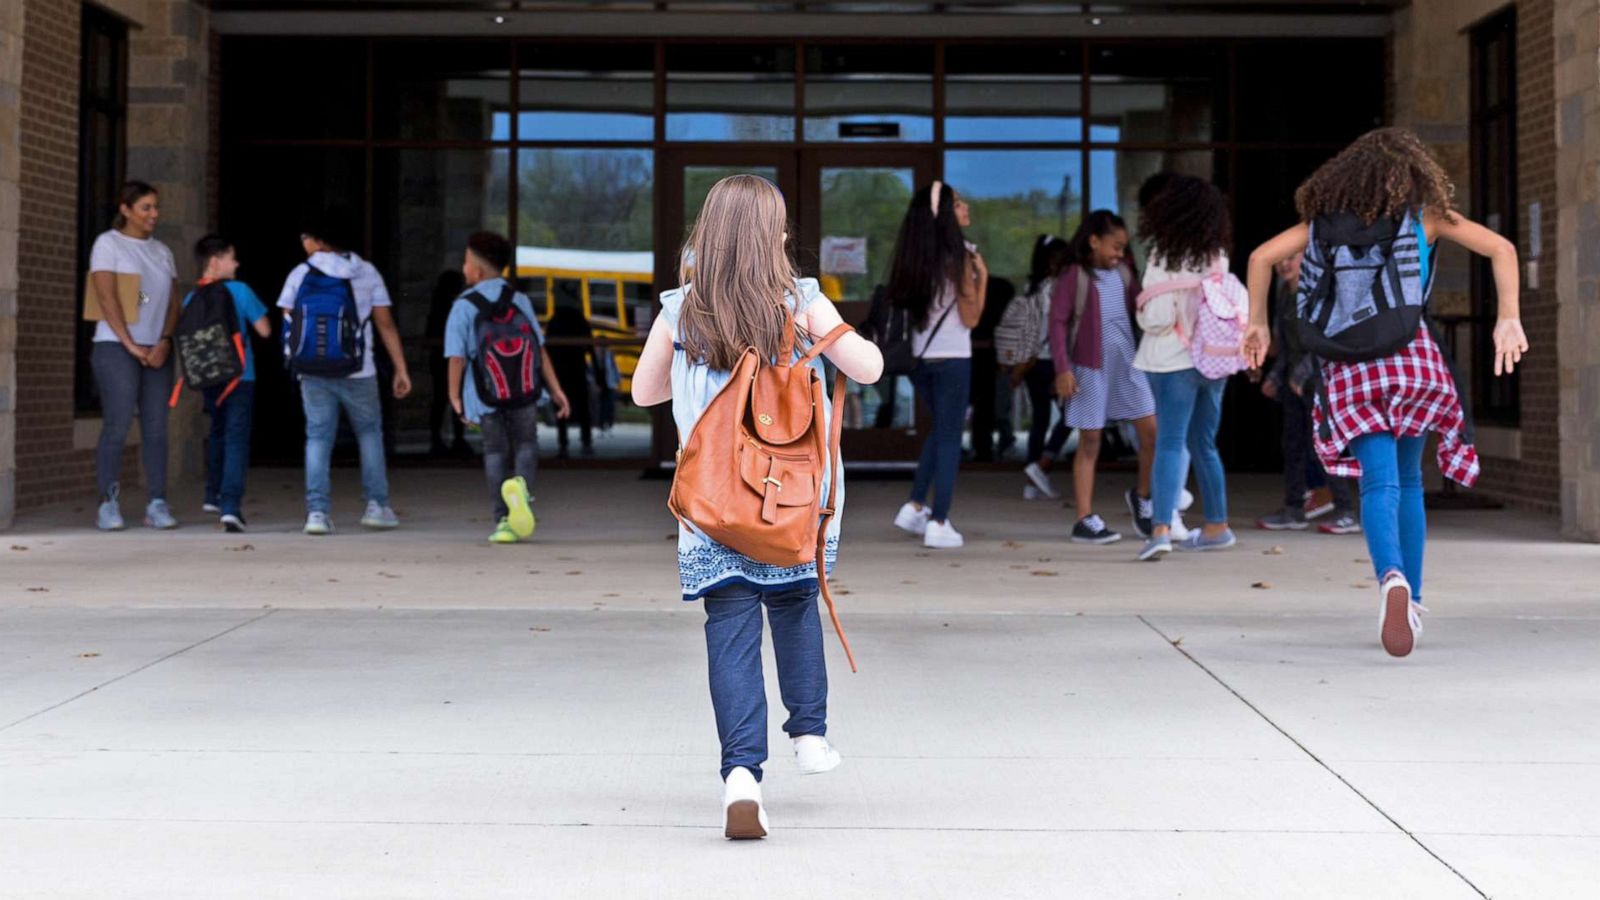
left=1138, top=615, right=1488, bottom=899
left=0, top=609, right=280, bottom=734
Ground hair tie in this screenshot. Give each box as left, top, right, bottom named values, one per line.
left=929, top=181, right=943, bottom=214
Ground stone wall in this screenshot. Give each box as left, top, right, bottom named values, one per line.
left=1555, top=0, right=1600, bottom=540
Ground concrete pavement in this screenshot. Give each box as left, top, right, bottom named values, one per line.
left=1, top=469, right=1596, bottom=898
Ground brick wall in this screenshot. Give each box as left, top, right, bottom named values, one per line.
left=0, top=1, right=22, bottom=527
left=15, top=0, right=112, bottom=512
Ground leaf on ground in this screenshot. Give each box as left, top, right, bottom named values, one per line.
left=529, top=626, right=551, bottom=632
left=327, top=578, right=339, bottom=583
left=1037, top=558, right=1054, bottom=563
left=26, top=587, right=48, bottom=592
left=900, top=580, right=917, bottom=585
left=78, top=652, right=100, bottom=658
left=1170, top=637, right=1184, bottom=647
left=665, top=534, right=676, bottom=540
left=604, top=593, right=620, bottom=598
left=1353, top=558, right=1371, bottom=564
left=837, top=589, right=852, bottom=596
left=527, top=570, right=541, bottom=575
left=566, top=571, right=583, bottom=576
left=1030, top=570, right=1058, bottom=577
left=376, top=571, right=401, bottom=579
left=1263, top=545, right=1285, bottom=555
left=1351, top=582, right=1373, bottom=589
left=1252, top=581, right=1273, bottom=590
left=227, top=544, right=255, bottom=552
left=558, top=556, right=577, bottom=561
left=948, top=562, right=962, bottom=568
left=10, top=545, right=27, bottom=551
left=1010, top=564, right=1029, bottom=570
left=915, top=552, right=931, bottom=559
left=1002, top=540, right=1025, bottom=549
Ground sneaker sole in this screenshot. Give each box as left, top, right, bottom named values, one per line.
left=304, top=525, right=333, bottom=536
left=894, top=517, right=929, bottom=536
left=1381, top=583, right=1416, bottom=658
left=144, top=519, right=179, bottom=530
left=1179, top=538, right=1238, bottom=552
left=797, top=755, right=841, bottom=776
left=1257, top=520, right=1310, bottom=531
left=1136, top=544, right=1171, bottom=562
left=1319, top=525, right=1362, bottom=535
left=724, top=800, right=767, bottom=840
left=502, top=481, right=536, bottom=538
left=1071, top=533, right=1123, bottom=545
left=223, top=520, right=246, bottom=534
left=360, top=520, right=399, bottom=530
left=1304, top=502, right=1336, bottom=520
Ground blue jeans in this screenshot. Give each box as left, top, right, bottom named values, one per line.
left=300, top=376, right=389, bottom=514
left=203, top=382, right=255, bottom=517
left=1350, top=433, right=1428, bottom=601
left=909, top=358, right=972, bottom=522
left=1149, top=368, right=1229, bottom=528
left=704, top=581, right=828, bottom=782
left=91, top=342, right=173, bottom=500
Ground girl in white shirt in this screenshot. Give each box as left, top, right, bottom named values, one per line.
left=1133, top=175, right=1237, bottom=561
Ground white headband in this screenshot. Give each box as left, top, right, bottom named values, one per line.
left=929, top=180, right=944, bottom=214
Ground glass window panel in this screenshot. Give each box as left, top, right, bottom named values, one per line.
left=1089, top=45, right=1226, bottom=143
left=667, top=45, right=795, bottom=141
left=374, top=42, right=512, bottom=140
left=1235, top=42, right=1383, bottom=144
left=1090, top=149, right=1217, bottom=268
left=817, top=166, right=916, bottom=302
left=518, top=43, right=655, bottom=141
left=944, top=44, right=1082, bottom=143
left=222, top=37, right=367, bottom=141
left=943, top=150, right=1084, bottom=285
left=684, top=166, right=781, bottom=229
left=804, top=45, right=932, bottom=142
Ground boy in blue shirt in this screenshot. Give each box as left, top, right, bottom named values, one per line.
left=447, top=231, right=569, bottom=544
left=188, top=235, right=271, bottom=532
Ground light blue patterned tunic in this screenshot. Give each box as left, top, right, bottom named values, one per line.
left=659, top=278, right=843, bottom=601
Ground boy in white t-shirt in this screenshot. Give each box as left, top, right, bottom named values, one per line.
left=276, top=212, right=412, bottom=536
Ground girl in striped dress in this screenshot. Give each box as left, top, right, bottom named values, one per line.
left=1244, top=127, right=1528, bottom=658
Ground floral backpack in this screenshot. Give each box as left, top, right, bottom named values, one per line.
left=1136, top=264, right=1251, bottom=380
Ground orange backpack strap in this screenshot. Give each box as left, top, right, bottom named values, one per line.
left=814, top=363, right=857, bottom=673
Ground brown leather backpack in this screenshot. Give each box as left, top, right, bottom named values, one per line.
left=668, top=317, right=859, bottom=672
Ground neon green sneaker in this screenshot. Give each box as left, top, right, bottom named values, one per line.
left=501, top=476, right=536, bottom=538
left=488, top=518, right=520, bottom=545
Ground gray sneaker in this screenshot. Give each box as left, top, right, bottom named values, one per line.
left=360, top=501, right=400, bottom=530
left=97, top=485, right=125, bottom=531
left=144, top=498, right=178, bottom=530
left=1256, top=507, right=1309, bottom=531
left=1135, top=535, right=1172, bottom=562
left=1178, top=528, right=1238, bottom=552
left=303, top=512, right=334, bottom=536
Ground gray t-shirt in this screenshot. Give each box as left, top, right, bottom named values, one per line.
left=88, top=229, right=178, bottom=346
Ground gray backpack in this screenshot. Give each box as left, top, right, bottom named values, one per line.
left=1294, top=210, right=1433, bottom=362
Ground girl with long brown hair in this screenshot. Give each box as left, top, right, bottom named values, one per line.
left=632, top=174, right=883, bottom=839
left=1244, top=127, right=1528, bottom=657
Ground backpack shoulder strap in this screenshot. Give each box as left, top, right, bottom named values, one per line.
left=1135, top=277, right=1203, bottom=308
left=496, top=283, right=517, bottom=308
left=464, top=291, right=493, bottom=316
left=815, top=363, right=856, bottom=674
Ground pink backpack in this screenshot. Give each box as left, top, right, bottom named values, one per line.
left=1136, top=265, right=1250, bottom=380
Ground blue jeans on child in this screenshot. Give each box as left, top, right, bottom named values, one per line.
left=300, top=375, right=389, bottom=514
left=203, top=382, right=255, bottom=517
left=909, top=358, right=972, bottom=522
left=1350, top=433, right=1428, bottom=600
left=1148, top=368, right=1229, bottom=529
left=703, top=580, right=828, bottom=782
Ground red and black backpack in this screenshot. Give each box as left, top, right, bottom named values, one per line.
left=466, top=284, right=542, bottom=409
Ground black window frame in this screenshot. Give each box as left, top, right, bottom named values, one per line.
left=75, top=4, right=130, bottom=414
left=1469, top=8, right=1519, bottom=426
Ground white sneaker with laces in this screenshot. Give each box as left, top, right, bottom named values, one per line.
left=144, top=499, right=179, bottom=530
left=1023, top=462, right=1059, bottom=499
left=894, top=501, right=930, bottom=536
left=1378, top=571, right=1421, bottom=658
left=303, top=512, right=334, bottom=536
left=722, top=767, right=768, bottom=840
left=360, top=501, right=400, bottom=529
left=793, top=735, right=841, bottom=775
left=923, top=519, right=964, bottom=549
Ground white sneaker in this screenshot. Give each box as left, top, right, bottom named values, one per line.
left=202, top=502, right=221, bottom=515
left=360, top=501, right=400, bottom=530
left=793, top=735, right=841, bottom=775
left=1378, top=571, right=1421, bottom=658
left=303, top=512, right=334, bottom=536
left=722, top=767, right=768, bottom=840
left=1169, top=512, right=1193, bottom=542
left=894, top=501, right=930, bottom=536
left=1178, top=488, right=1195, bottom=512
left=1024, top=485, right=1045, bottom=501
left=1023, top=462, right=1059, bottom=499
left=923, top=519, right=965, bottom=549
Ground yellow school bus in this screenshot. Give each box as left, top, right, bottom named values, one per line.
left=515, top=247, right=654, bottom=394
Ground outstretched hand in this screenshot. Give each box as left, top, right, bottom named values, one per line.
left=1492, top=318, right=1528, bottom=376
left=1242, top=322, right=1271, bottom=370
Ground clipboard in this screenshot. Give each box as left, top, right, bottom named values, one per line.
left=82, top=272, right=143, bottom=324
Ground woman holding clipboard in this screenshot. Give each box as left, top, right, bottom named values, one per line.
left=86, top=180, right=180, bottom=531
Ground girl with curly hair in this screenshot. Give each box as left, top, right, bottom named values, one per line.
left=1243, top=127, right=1528, bottom=657
left=1133, top=175, right=1237, bottom=561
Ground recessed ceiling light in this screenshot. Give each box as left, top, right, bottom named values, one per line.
left=492, top=15, right=507, bottom=24
left=1089, top=16, right=1104, bottom=26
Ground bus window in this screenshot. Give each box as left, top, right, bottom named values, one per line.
left=624, top=281, right=654, bottom=334
left=588, top=279, right=621, bottom=329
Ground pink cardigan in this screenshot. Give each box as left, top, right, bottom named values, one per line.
left=1047, top=261, right=1139, bottom=370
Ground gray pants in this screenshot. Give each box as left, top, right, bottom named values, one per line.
left=481, top=403, right=539, bottom=518
left=91, top=341, right=173, bottom=500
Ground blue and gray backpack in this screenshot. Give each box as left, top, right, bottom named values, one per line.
left=285, top=264, right=364, bottom=377
left=1294, top=210, right=1434, bottom=363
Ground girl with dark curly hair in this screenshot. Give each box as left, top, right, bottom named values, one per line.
left=1243, top=127, right=1528, bottom=657
left=1133, top=175, right=1237, bottom=561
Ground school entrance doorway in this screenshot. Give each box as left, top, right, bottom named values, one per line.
left=658, top=147, right=936, bottom=464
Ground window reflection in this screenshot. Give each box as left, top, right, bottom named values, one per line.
left=945, top=44, right=1082, bottom=143
left=1090, top=150, right=1215, bottom=267
left=374, top=42, right=512, bottom=141
left=1089, top=45, right=1226, bottom=143
left=804, top=45, right=933, bottom=142
left=519, top=44, right=654, bottom=141
left=943, top=150, right=1084, bottom=284
left=668, top=45, right=796, bottom=141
